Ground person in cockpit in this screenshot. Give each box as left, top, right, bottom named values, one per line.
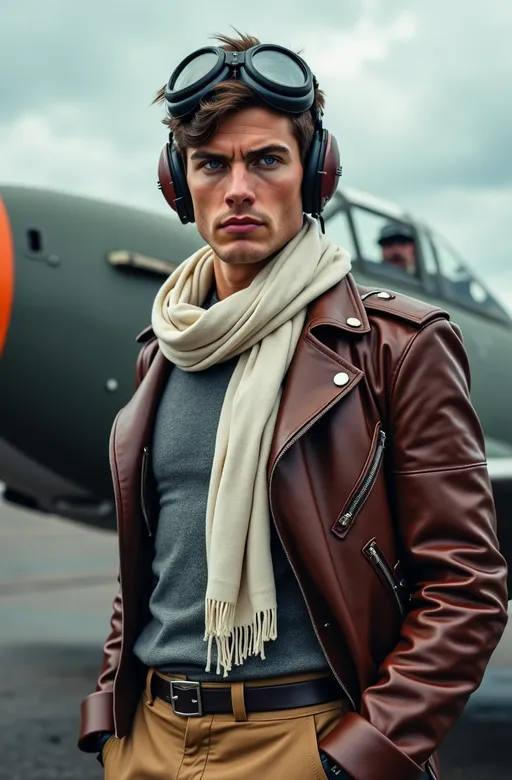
left=378, top=222, right=417, bottom=275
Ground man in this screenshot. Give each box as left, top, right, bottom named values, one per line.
left=378, top=222, right=417, bottom=275
left=78, top=33, right=508, bottom=780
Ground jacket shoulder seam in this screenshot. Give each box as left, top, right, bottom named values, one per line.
left=389, top=316, right=448, bottom=398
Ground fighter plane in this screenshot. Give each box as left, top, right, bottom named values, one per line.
left=0, top=184, right=511, bottom=588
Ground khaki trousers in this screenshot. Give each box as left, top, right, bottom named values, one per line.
left=103, top=669, right=349, bottom=780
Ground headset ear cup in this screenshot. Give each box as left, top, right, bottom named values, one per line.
left=301, top=130, right=323, bottom=215
left=301, top=128, right=341, bottom=216
left=157, top=136, right=195, bottom=224
left=157, top=145, right=177, bottom=211
left=320, top=132, right=341, bottom=208
left=169, top=144, right=195, bottom=224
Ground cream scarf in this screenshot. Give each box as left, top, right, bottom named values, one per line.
left=151, top=216, right=351, bottom=676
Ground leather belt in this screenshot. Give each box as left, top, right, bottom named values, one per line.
left=151, top=673, right=343, bottom=718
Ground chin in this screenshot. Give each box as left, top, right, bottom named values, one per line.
left=215, top=240, right=272, bottom=266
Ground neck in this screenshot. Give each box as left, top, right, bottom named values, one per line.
left=212, top=255, right=273, bottom=300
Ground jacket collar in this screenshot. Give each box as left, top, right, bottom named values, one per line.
left=306, top=273, right=370, bottom=335
left=268, top=275, right=368, bottom=473
left=136, top=274, right=369, bottom=344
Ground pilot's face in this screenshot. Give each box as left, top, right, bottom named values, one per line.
left=185, top=106, right=304, bottom=274
left=381, top=238, right=416, bottom=273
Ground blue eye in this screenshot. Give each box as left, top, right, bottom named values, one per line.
left=204, top=160, right=224, bottom=171
left=261, top=155, right=278, bottom=166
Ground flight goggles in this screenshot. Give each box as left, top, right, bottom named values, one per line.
left=164, top=44, right=318, bottom=120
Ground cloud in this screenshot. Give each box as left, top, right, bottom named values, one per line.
left=302, top=10, right=418, bottom=81
left=0, top=109, right=158, bottom=210
left=0, top=0, right=511, bottom=303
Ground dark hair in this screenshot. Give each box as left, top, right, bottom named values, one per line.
left=153, top=32, right=325, bottom=162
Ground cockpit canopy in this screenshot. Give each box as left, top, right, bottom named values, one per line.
left=323, top=188, right=511, bottom=325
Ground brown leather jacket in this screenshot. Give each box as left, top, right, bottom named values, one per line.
left=78, top=276, right=508, bottom=780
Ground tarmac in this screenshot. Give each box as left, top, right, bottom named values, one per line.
left=0, top=499, right=510, bottom=779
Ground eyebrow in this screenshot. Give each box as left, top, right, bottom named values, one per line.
left=189, top=144, right=292, bottom=163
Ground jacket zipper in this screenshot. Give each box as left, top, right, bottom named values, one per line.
left=336, top=430, right=386, bottom=533
left=141, top=446, right=152, bottom=537
left=364, top=540, right=406, bottom=617
left=269, top=397, right=357, bottom=712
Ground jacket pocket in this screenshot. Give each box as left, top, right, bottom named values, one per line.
left=332, top=425, right=386, bottom=539
left=363, top=539, right=410, bottom=617
left=140, top=446, right=152, bottom=537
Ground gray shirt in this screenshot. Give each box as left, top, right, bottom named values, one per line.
left=133, top=290, right=329, bottom=680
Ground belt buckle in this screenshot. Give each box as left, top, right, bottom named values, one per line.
left=169, top=680, right=203, bottom=717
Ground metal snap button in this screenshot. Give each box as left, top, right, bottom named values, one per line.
left=346, top=317, right=362, bottom=328
left=333, top=372, right=349, bottom=387
left=377, top=291, right=392, bottom=300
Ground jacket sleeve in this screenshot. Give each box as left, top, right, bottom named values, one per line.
left=78, top=583, right=122, bottom=752
left=320, top=317, right=508, bottom=780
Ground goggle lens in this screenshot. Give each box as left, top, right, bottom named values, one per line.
left=173, top=51, right=219, bottom=91
left=251, top=49, right=306, bottom=87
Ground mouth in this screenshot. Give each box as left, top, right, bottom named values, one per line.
left=220, top=218, right=264, bottom=235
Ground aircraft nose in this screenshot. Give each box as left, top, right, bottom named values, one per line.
left=0, top=194, right=14, bottom=357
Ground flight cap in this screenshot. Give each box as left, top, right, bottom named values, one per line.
left=378, top=222, right=416, bottom=244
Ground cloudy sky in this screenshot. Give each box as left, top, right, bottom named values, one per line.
left=1, top=0, right=511, bottom=304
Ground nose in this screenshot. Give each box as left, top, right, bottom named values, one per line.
left=224, top=165, right=256, bottom=208
left=0, top=194, right=14, bottom=357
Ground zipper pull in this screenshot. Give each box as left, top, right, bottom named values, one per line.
left=338, top=512, right=353, bottom=528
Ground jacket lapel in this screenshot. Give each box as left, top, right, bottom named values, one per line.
left=268, top=275, right=370, bottom=474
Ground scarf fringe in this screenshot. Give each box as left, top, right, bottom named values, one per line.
left=204, top=599, right=277, bottom=677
